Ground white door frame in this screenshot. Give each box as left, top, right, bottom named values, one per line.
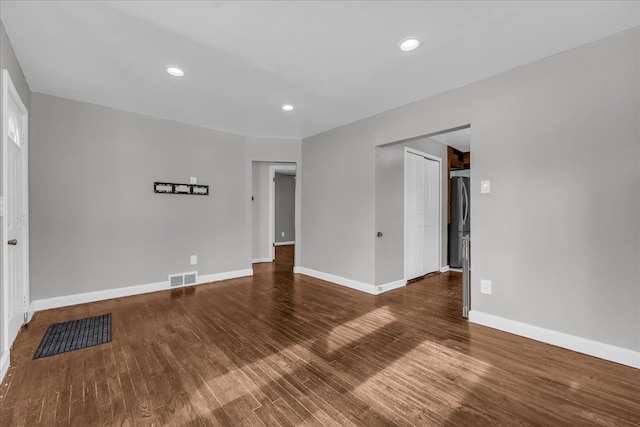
left=404, top=147, right=442, bottom=281
left=1, top=69, right=30, bottom=378
left=268, top=164, right=297, bottom=260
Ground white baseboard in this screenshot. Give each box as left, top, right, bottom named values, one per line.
left=294, top=267, right=406, bottom=295
left=295, top=267, right=378, bottom=294
left=439, top=265, right=450, bottom=273
left=375, top=279, right=406, bottom=294
left=31, top=268, right=254, bottom=312
left=32, top=280, right=168, bottom=312
left=469, top=310, right=640, bottom=369
left=197, top=269, right=253, bottom=284
left=0, top=350, right=9, bottom=384
left=252, top=257, right=273, bottom=264
left=274, top=241, right=295, bottom=246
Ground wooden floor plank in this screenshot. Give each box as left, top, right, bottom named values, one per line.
left=1, top=245, right=638, bottom=426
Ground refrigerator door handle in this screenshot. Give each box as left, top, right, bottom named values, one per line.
left=462, top=181, right=469, bottom=226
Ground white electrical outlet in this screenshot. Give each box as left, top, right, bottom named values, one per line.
left=190, top=177, right=197, bottom=184
left=190, top=255, right=197, bottom=265
left=480, top=280, right=492, bottom=295
left=481, top=180, right=491, bottom=194
left=281, top=232, right=285, bottom=237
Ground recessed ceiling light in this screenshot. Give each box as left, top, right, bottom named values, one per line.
left=399, top=37, right=420, bottom=52
left=282, top=104, right=294, bottom=111
left=166, top=67, right=184, bottom=77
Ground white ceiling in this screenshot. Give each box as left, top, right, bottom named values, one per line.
left=1, top=1, right=638, bottom=139
left=430, top=127, right=471, bottom=153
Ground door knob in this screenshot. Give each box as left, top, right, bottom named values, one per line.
left=7, top=239, right=17, bottom=245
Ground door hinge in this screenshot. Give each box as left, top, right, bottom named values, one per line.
left=273, top=177, right=276, bottom=182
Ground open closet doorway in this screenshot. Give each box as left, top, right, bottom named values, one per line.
left=251, top=162, right=297, bottom=268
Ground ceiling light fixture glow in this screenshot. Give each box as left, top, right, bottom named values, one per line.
left=399, top=37, right=420, bottom=52
left=166, top=66, right=184, bottom=77
left=282, top=104, right=294, bottom=111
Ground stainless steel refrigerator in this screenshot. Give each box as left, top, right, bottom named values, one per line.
left=450, top=177, right=470, bottom=268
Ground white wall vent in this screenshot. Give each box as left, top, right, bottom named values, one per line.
left=169, top=271, right=198, bottom=287
left=184, top=272, right=197, bottom=285
left=169, top=274, right=184, bottom=287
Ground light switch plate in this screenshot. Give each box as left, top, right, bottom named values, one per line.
left=190, top=255, right=197, bottom=265
left=481, top=180, right=491, bottom=194
left=481, top=280, right=492, bottom=295
left=190, top=177, right=197, bottom=184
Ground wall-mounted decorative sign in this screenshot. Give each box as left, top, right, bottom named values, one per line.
left=154, top=182, right=209, bottom=196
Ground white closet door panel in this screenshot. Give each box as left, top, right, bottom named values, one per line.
left=405, top=152, right=417, bottom=279
left=424, top=158, right=440, bottom=274
left=414, top=156, right=425, bottom=277
left=406, top=151, right=440, bottom=280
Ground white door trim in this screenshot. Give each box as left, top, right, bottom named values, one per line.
left=1, top=69, right=29, bottom=381
left=268, top=164, right=297, bottom=260
left=404, top=147, right=442, bottom=282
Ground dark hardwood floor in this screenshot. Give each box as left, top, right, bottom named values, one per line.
left=1, top=245, right=638, bottom=426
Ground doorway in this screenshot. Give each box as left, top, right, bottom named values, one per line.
left=269, top=165, right=296, bottom=262
left=251, top=161, right=297, bottom=267
left=1, top=69, right=30, bottom=367
left=375, top=125, right=471, bottom=318
left=430, top=126, right=472, bottom=317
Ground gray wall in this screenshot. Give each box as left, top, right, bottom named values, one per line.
left=302, top=27, right=640, bottom=352
left=275, top=173, right=295, bottom=243
left=30, top=93, right=249, bottom=299
left=251, top=162, right=269, bottom=260
left=375, top=137, right=448, bottom=285
left=301, top=124, right=377, bottom=284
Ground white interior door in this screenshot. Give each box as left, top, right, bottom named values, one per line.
left=2, top=70, right=29, bottom=354
left=405, top=150, right=440, bottom=281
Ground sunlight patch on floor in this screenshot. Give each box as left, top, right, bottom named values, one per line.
left=324, top=306, right=397, bottom=353
left=353, top=339, right=493, bottom=422
left=184, top=307, right=399, bottom=422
